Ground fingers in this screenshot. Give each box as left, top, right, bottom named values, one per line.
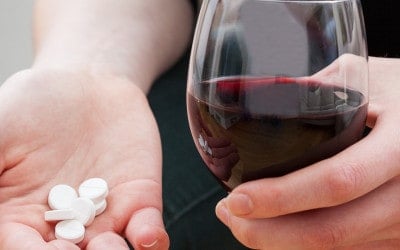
left=201, top=135, right=239, bottom=181
left=335, top=240, right=400, bottom=250
left=216, top=176, right=400, bottom=249
left=0, top=222, right=79, bottom=250
left=48, top=240, right=82, bottom=250
left=0, top=179, right=166, bottom=249
left=86, top=232, right=130, bottom=250
left=360, top=223, right=400, bottom=245
left=125, top=207, right=169, bottom=250
left=206, top=136, right=231, bottom=148
left=210, top=143, right=237, bottom=158
left=222, top=114, right=400, bottom=218
left=76, top=178, right=168, bottom=249
left=111, top=180, right=169, bottom=250
left=210, top=148, right=239, bottom=177
left=0, top=223, right=129, bottom=250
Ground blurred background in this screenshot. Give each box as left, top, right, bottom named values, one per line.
left=0, top=0, right=33, bottom=83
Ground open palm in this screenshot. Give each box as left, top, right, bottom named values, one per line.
left=0, top=69, right=168, bottom=249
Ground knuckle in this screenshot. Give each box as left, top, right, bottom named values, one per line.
left=300, top=223, right=345, bottom=249
left=263, top=184, right=285, bottom=215
left=273, top=193, right=288, bottom=216
left=324, top=161, right=366, bottom=204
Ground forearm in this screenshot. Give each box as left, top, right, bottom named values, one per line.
left=32, top=0, right=194, bottom=93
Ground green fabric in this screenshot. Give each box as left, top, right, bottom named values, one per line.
left=147, top=54, right=249, bottom=250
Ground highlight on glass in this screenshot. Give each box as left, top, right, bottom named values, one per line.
left=187, top=0, right=368, bottom=191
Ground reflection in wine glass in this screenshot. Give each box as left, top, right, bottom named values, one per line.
left=187, top=0, right=368, bottom=191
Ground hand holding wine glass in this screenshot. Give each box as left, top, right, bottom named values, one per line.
left=184, top=0, right=400, bottom=248
left=188, top=99, right=240, bottom=181
left=214, top=56, right=400, bottom=250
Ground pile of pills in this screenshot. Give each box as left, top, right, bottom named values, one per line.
left=44, top=178, right=109, bottom=244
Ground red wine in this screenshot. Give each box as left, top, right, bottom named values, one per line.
left=187, top=76, right=367, bottom=190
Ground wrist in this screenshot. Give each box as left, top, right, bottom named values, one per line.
left=31, top=60, right=153, bottom=94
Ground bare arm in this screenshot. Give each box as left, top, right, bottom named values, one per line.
left=33, top=0, right=194, bottom=93
left=0, top=1, right=195, bottom=249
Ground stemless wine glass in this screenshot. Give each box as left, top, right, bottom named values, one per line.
left=187, top=0, right=368, bottom=191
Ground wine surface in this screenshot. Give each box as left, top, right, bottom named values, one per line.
left=187, top=76, right=367, bottom=190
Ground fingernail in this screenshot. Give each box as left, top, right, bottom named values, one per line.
left=227, top=193, right=254, bottom=216
left=141, top=239, right=158, bottom=248
left=215, top=200, right=230, bottom=227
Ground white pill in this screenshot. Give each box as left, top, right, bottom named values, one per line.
left=71, top=197, right=96, bottom=226
left=44, top=209, right=75, bottom=221
left=94, top=199, right=107, bottom=216
left=48, top=184, right=78, bottom=210
left=78, top=178, right=108, bottom=204
left=55, top=220, right=85, bottom=244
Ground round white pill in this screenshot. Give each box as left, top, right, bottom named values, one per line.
left=55, top=220, right=85, bottom=244
left=48, top=184, right=78, bottom=210
left=78, top=178, right=108, bottom=204
left=44, top=209, right=75, bottom=221
left=71, top=197, right=96, bottom=226
left=94, top=199, right=107, bottom=216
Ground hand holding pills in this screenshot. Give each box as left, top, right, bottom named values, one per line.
left=0, top=70, right=168, bottom=249
left=44, top=178, right=109, bottom=244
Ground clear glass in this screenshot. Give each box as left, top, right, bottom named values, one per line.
left=187, top=0, right=368, bottom=191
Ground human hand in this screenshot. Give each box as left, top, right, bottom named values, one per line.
left=215, top=56, right=400, bottom=249
left=187, top=93, right=239, bottom=182
left=0, top=69, right=168, bottom=249
left=197, top=131, right=239, bottom=182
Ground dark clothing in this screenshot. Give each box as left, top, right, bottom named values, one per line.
left=149, top=54, right=247, bottom=250
left=147, top=1, right=398, bottom=249
left=362, top=1, right=400, bottom=57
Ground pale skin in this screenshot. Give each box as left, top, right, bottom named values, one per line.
left=1, top=1, right=400, bottom=250
left=216, top=57, right=400, bottom=249
left=0, top=0, right=193, bottom=249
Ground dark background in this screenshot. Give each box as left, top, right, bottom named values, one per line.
left=362, top=1, right=400, bottom=57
